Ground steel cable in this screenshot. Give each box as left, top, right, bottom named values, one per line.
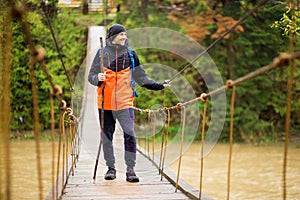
left=40, top=1, right=74, bottom=92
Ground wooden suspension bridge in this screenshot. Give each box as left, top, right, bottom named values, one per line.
left=1, top=2, right=300, bottom=200
left=53, top=26, right=300, bottom=200
left=49, top=26, right=211, bottom=200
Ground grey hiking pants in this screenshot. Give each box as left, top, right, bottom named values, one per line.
left=98, top=108, right=136, bottom=171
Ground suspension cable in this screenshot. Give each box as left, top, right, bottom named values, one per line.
left=169, top=0, right=269, bottom=82
left=147, top=111, right=151, bottom=157
left=199, top=99, right=208, bottom=200
left=14, top=3, right=45, bottom=198
left=40, top=1, right=74, bottom=92
left=29, top=60, right=44, bottom=200
left=160, top=109, right=170, bottom=181
left=151, top=112, right=157, bottom=160
left=133, top=51, right=300, bottom=114
left=6, top=3, right=79, bottom=200
left=226, top=80, right=236, bottom=200
left=175, top=106, right=186, bottom=192
left=1, top=4, right=13, bottom=200
left=49, top=90, right=56, bottom=200
left=283, top=1, right=297, bottom=199
left=158, top=88, right=168, bottom=174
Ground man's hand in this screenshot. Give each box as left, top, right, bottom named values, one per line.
left=163, top=80, right=171, bottom=87
left=98, top=72, right=106, bottom=82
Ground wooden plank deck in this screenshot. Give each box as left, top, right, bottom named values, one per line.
left=61, top=139, right=191, bottom=200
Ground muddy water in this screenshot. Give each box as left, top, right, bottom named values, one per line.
left=3, top=141, right=300, bottom=200
left=167, top=143, right=300, bottom=200
left=3, top=141, right=55, bottom=200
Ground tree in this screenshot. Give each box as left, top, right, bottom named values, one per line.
left=9, top=1, right=87, bottom=131
left=113, top=0, right=298, bottom=142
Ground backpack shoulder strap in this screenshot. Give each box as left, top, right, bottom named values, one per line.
left=127, top=47, right=135, bottom=70
left=127, top=47, right=138, bottom=97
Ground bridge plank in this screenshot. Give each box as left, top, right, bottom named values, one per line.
left=61, top=143, right=190, bottom=200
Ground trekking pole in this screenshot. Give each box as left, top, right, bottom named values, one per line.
left=93, top=37, right=105, bottom=181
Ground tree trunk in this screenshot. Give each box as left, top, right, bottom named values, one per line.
left=141, top=0, right=148, bottom=22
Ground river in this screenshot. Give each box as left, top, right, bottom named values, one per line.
left=2, top=141, right=300, bottom=200
left=168, top=142, right=300, bottom=200
left=3, top=141, right=54, bottom=200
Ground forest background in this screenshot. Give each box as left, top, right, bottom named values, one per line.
left=1, top=0, right=299, bottom=144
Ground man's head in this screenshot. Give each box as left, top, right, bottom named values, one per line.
left=107, top=24, right=127, bottom=46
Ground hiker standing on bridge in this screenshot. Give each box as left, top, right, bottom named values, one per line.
left=88, top=24, right=170, bottom=182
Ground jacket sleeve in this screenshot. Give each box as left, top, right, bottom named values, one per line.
left=132, top=51, right=164, bottom=90
left=88, top=50, right=102, bottom=86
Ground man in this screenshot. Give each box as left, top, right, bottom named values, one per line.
left=88, top=24, right=169, bottom=182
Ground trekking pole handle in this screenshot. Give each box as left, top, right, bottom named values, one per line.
left=99, top=37, right=105, bottom=73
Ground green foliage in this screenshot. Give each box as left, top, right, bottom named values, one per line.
left=96, top=1, right=297, bottom=144
left=10, top=2, right=88, bottom=131
left=8, top=0, right=300, bottom=143
left=114, top=0, right=299, bottom=143
left=207, top=2, right=299, bottom=142
left=114, top=0, right=180, bottom=30
left=271, top=7, right=300, bottom=37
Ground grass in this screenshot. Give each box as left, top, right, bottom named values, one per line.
left=10, top=129, right=60, bottom=141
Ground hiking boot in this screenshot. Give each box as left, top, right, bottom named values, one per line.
left=126, top=169, right=139, bottom=182
left=104, top=167, right=116, bottom=180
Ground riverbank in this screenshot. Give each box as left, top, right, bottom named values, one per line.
left=10, top=129, right=300, bottom=149
left=10, top=129, right=60, bottom=141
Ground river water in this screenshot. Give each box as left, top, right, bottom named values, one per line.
left=3, top=141, right=300, bottom=200
left=168, top=142, right=300, bottom=200
left=3, top=141, right=55, bottom=200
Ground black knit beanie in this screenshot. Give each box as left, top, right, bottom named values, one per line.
left=107, top=24, right=126, bottom=40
